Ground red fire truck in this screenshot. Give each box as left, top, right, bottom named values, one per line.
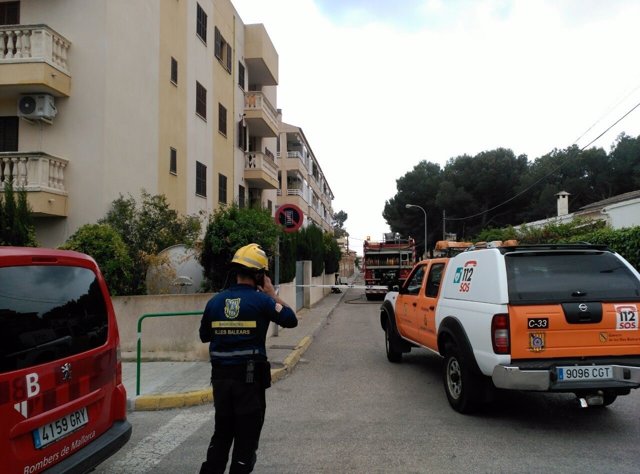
left=363, top=234, right=416, bottom=300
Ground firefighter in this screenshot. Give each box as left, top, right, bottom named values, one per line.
left=199, top=243, right=298, bottom=474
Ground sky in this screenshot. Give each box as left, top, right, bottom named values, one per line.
left=232, top=0, right=640, bottom=253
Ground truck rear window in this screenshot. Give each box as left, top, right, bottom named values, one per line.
left=0, top=265, right=109, bottom=373
left=506, top=252, right=640, bottom=304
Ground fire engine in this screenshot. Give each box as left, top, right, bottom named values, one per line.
left=363, top=233, right=416, bottom=300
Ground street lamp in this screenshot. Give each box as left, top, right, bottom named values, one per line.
left=405, top=203, right=427, bottom=258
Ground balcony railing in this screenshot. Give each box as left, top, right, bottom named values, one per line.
left=245, top=151, right=278, bottom=176
left=0, top=152, right=68, bottom=193
left=0, top=25, right=70, bottom=74
left=244, top=151, right=278, bottom=189
left=244, top=91, right=278, bottom=136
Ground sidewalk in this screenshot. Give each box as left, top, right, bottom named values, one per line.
left=122, top=287, right=347, bottom=411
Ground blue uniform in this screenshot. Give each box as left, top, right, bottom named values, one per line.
left=199, top=283, right=297, bottom=474
left=199, top=283, right=298, bottom=365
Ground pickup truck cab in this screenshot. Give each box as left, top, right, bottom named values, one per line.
left=381, top=241, right=640, bottom=413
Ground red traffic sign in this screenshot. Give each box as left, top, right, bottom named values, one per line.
left=276, top=204, right=304, bottom=233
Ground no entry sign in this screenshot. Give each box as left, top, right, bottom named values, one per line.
left=276, top=204, right=304, bottom=233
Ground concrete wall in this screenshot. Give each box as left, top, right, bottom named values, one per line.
left=114, top=263, right=329, bottom=360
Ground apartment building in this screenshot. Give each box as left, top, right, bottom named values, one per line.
left=277, top=122, right=334, bottom=232
left=0, top=0, right=281, bottom=247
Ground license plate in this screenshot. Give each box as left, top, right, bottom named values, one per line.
left=556, top=366, right=613, bottom=382
left=33, top=407, right=89, bottom=449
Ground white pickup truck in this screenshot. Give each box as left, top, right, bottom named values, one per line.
left=380, top=241, right=640, bottom=413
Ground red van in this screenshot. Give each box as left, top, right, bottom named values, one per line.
left=0, top=247, right=131, bottom=473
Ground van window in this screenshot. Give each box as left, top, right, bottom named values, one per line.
left=0, top=265, right=108, bottom=373
left=506, top=252, right=640, bottom=304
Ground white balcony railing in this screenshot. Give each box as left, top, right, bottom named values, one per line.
left=244, top=91, right=278, bottom=125
left=0, top=25, right=70, bottom=74
left=245, top=151, right=278, bottom=178
left=0, top=152, right=68, bottom=193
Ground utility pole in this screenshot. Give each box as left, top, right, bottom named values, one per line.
left=442, top=210, right=446, bottom=240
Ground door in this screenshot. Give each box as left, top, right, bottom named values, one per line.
left=419, top=262, right=445, bottom=350
left=395, top=263, right=427, bottom=342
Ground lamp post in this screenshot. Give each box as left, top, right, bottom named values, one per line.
left=405, top=203, right=427, bottom=258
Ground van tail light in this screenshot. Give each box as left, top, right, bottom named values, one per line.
left=492, top=313, right=510, bottom=354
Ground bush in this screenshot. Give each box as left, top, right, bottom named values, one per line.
left=298, top=225, right=324, bottom=277
left=324, top=232, right=342, bottom=275
left=200, top=205, right=281, bottom=290
left=278, top=232, right=297, bottom=284
left=60, top=224, right=134, bottom=295
left=99, top=190, right=201, bottom=294
left=0, top=180, right=36, bottom=246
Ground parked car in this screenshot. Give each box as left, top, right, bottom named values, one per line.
left=0, top=247, right=131, bottom=473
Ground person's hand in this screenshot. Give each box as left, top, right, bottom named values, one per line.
left=258, top=274, right=276, bottom=297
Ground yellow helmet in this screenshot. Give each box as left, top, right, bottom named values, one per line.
left=231, top=243, right=269, bottom=271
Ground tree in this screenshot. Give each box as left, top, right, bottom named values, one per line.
left=0, top=180, right=36, bottom=246
left=297, top=224, right=325, bottom=277
left=99, top=190, right=201, bottom=294
left=60, top=224, right=134, bottom=295
left=383, top=160, right=443, bottom=255
left=200, top=204, right=281, bottom=291
left=333, top=210, right=348, bottom=238
left=324, top=232, right=342, bottom=275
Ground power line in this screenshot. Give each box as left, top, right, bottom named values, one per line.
left=444, top=97, right=640, bottom=223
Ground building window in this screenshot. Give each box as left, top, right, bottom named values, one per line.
left=196, top=81, right=206, bottom=119
left=218, top=103, right=227, bottom=136
left=170, top=57, right=178, bottom=84
left=238, top=185, right=245, bottom=208
left=196, top=3, right=207, bottom=43
left=0, top=116, right=19, bottom=151
left=196, top=161, right=207, bottom=197
left=218, top=173, right=227, bottom=204
left=238, top=62, right=245, bottom=89
left=267, top=200, right=273, bottom=213
left=0, top=2, right=19, bottom=25
left=214, top=27, right=232, bottom=74
left=169, top=147, right=177, bottom=175
left=238, top=120, right=247, bottom=150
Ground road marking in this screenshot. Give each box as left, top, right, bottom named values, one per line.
left=106, top=412, right=210, bottom=473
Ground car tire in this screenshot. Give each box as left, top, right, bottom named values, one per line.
left=442, top=342, right=482, bottom=414
left=385, top=320, right=403, bottom=363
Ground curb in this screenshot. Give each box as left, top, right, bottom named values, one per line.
left=128, top=335, right=315, bottom=411
left=127, top=292, right=344, bottom=411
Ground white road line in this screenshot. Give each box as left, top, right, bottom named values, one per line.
left=107, top=412, right=210, bottom=473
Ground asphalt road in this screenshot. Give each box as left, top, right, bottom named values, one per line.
left=96, top=287, right=640, bottom=473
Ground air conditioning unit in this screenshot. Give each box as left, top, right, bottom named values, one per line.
left=17, top=94, right=57, bottom=121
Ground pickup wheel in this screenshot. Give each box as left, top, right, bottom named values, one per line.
left=442, top=343, right=481, bottom=414
left=385, top=321, right=403, bottom=363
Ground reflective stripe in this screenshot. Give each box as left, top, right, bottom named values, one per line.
left=210, top=349, right=257, bottom=357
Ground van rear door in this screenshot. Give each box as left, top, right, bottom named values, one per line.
left=0, top=251, right=129, bottom=474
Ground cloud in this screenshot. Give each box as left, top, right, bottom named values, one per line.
left=233, top=0, right=640, bottom=250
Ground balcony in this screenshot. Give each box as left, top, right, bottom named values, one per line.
left=244, top=151, right=278, bottom=189
left=244, top=91, right=278, bottom=137
left=0, top=152, right=68, bottom=216
left=244, top=24, right=278, bottom=87
left=0, top=25, right=71, bottom=97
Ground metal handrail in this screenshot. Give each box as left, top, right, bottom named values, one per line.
left=135, top=311, right=202, bottom=396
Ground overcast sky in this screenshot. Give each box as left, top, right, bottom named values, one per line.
left=233, top=0, right=640, bottom=253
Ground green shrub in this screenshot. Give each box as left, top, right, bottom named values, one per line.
left=200, top=204, right=281, bottom=290
left=60, top=224, right=134, bottom=296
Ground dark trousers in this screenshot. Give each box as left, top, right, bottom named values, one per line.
left=200, top=378, right=266, bottom=474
